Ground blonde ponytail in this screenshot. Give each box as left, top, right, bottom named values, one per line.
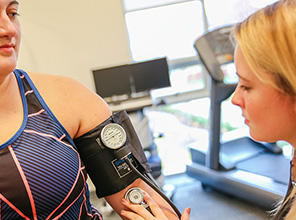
left=283, top=151, right=296, bottom=219
left=270, top=148, right=296, bottom=219
left=284, top=191, right=296, bottom=220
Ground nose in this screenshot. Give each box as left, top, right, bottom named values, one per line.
left=0, top=14, right=17, bottom=38
left=231, top=86, right=244, bottom=108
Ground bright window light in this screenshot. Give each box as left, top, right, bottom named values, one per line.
left=125, top=1, right=204, bottom=61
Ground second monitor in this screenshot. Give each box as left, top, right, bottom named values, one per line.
left=131, top=57, right=171, bottom=94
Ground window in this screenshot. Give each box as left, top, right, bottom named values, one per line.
left=123, top=0, right=279, bottom=101
left=204, top=0, right=279, bottom=31
left=125, top=1, right=204, bottom=61
left=124, top=1, right=206, bottom=100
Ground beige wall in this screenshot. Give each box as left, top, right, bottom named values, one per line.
left=17, top=0, right=132, bottom=91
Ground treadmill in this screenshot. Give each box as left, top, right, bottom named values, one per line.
left=186, top=25, right=290, bottom=210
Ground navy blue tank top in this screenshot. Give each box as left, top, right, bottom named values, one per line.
left=0, top=69, right=103, bottom=220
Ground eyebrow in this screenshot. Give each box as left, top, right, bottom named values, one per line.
left=8, top=1, right=19, bottom=6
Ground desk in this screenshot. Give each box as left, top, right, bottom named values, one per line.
left=108, top=96, right=153, bottom=112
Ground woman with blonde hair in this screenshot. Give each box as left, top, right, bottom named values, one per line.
left=231, top=0, right=296, bottom=219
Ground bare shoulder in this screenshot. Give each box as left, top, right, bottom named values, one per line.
left=27, top=72, right=112, bottom=138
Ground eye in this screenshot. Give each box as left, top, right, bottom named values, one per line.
left=239, top=85, right=251, bottom=91
left=7, top=2, right=20, bottom=20
left=8, top=12, right=20, bottom=19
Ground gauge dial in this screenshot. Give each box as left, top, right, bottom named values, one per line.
left=101, top=123, right=127, bottom=149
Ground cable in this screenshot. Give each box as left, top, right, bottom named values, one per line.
left=124, top=157, right=182, bottom=218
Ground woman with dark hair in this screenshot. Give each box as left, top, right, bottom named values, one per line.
left=0, top=0, right=190, bottom=219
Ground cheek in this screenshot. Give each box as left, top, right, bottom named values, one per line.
left=247, top=98, right=294, bottom=142
left=247, top=111, right=276, bottom=142
left=244, top=97, right=273, bottom=139
left=246, top=103, right=266, bottom=127
left=15, top=31, right=21, bottom=58
left=16, top=27, right=21, bottom=44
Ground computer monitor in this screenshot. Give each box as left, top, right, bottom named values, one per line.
left=92, top=64, right=132, bottom=99
left=131, top=57, right=171, bottom=93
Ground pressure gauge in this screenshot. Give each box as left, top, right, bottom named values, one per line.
left=101, top=123, right=127, bottom=149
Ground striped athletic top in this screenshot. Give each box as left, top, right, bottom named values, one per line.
left=0, top=69, right=103, bottom=220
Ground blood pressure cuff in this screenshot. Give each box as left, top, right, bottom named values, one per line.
left=74, top=110, right=152, bottom=198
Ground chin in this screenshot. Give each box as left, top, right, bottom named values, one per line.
left=0, top=60, right=17, bottom=74
left=0, top=66, right=16, bottom=76
left=249, top=131, right=278, bottom=143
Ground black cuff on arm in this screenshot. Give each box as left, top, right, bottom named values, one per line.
left=74, top=110, right=151, bottom=198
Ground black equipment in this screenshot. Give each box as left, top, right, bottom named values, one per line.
left=186, top=25, right=290, bottom=209
left=131, top=58, right=171, bottom=93
left=92, top=57, right=171, bottom=102
left=74, top=110, right=181, bottom=217
left=93, top=64, right=132, bottom=99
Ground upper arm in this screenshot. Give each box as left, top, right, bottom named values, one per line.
left=105, top=178, right=179, bottom=220
left=67, top=77, right=112, bottom=138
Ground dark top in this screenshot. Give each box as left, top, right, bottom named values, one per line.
left=0, top=69, right=103, bottom=220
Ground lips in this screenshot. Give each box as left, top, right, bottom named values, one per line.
left=0, top=42, right=15, bottom=48
left=0, top=43, right=15, bottom=53
left=243, top=116, right=250, bottom=125
left=242, top=114, right=250, bottom=125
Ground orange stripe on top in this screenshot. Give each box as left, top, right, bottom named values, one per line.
left=8, top=146, right=38, bottom=220
left=28, top=109, right=45, bottom=118
left=59, top=134, right=66, bottom=141
left=25, top=90, right=34, bottom=96
left=23, top=130, right=77, bottom=153
left=0, top=194, right=30, bottom=220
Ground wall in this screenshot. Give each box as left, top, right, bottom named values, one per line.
left=17, top=0, right=132, bottom=91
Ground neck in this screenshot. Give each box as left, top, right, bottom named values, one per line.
left=0, top=71, right=14, bottom=86
left=0, top=72, right=18, bottom=108
left=0, top=71, right=23, bottom=145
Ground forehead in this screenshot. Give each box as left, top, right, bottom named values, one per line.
left=0, top=0, right=19, bottom=8
left=234, top=45, right=257, bottom=80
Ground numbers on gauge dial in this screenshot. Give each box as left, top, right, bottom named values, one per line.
left=101, top=123, right=127, bottom=149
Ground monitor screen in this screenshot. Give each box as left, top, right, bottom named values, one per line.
left=92, top=65, right=132, bottom=98
left=131, top=57, right=171, bottom=93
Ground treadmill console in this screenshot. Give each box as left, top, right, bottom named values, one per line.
left=194, top=25, right=234, bottom=82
